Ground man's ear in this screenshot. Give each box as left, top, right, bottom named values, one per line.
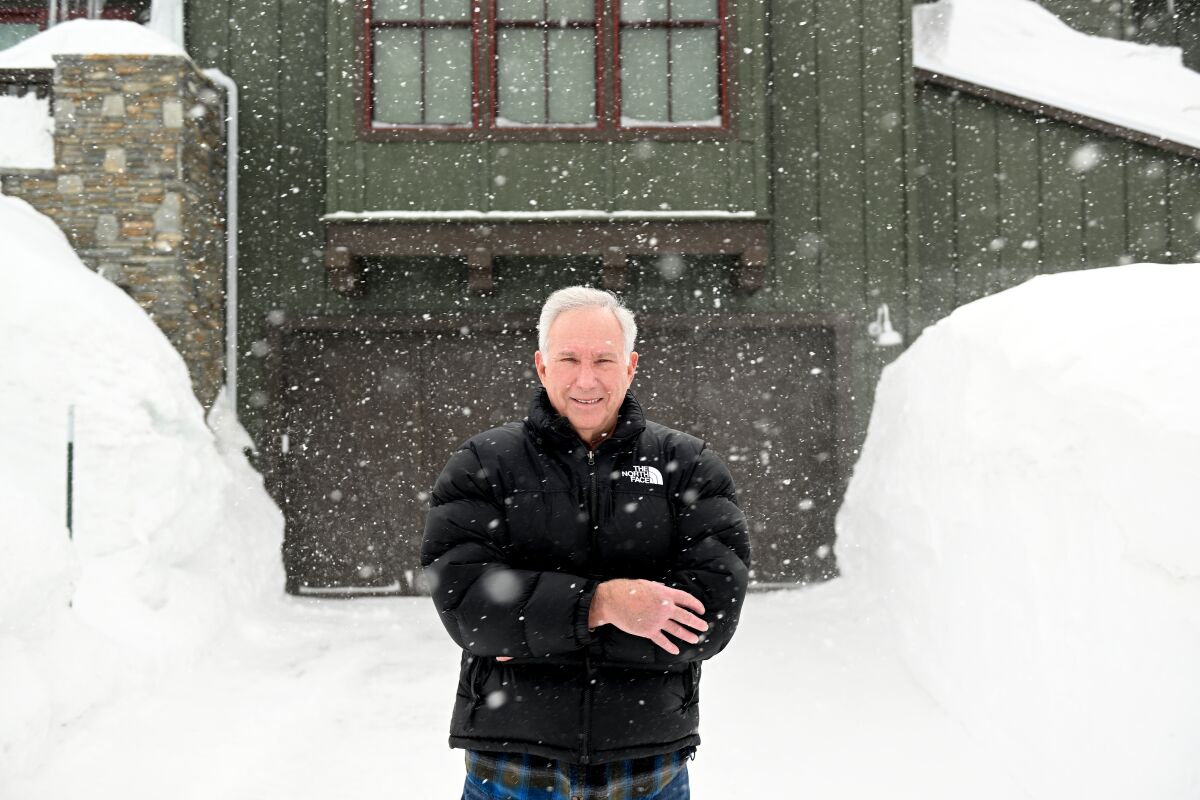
left=534, top=350, right=548, bottom=385
left=627, top=351, right=639, bottom=380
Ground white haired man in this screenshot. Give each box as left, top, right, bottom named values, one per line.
left=422, top=286, right=751, bottom=800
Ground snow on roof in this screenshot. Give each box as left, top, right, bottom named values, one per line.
left=913, top=0, right=1200, bottom=153
left=0, top=19, right=188, bottom=70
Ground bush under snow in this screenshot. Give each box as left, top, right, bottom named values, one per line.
left=0, top=194, right=284, bottom=783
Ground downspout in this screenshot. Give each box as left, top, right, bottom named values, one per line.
left=201, top=68, right=239, bottom=409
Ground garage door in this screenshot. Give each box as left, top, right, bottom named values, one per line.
left=275, top=317, right=841, bottom=595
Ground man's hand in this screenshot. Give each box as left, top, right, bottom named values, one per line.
left=588, top=578, right=708, bottom=655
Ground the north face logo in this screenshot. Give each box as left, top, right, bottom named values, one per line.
left=621, top=466, right=664, bottom=485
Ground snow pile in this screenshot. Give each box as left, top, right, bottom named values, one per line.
left=0, top=94, right=54, bottom=170
left=0, top=19, right=188, bottom=69
left=0, top=195, right=283, bottom=783
left=914, top=0, right=1200, bottom=151
left=837, top=263, right=1200, bottom=799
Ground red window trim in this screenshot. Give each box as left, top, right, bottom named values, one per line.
left=0, top=5, right=139, bottom=27
left=359, top=0, right=734, bottom=141
left=0, top=8, right=47, bottom=26
left=614, top=0, right=731, bottom=132
left=362, top=0, right=483, bottom=132
left=487, top=0, right=604, bottom=132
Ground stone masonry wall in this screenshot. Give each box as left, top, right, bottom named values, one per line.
left=1, top=55, right=227, bottom=409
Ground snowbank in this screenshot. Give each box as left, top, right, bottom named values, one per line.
left=0, top=195, right=283, bottom=783
left=0, top=19, right=188, bottom=69
left=837, top=263, right=1200, bottom=799
left=914, top=0, right=1200, bottom=152
left=0, top=94, right=54, bottom=170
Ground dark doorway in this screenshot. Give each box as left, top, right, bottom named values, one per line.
left=272, top=315, right=842, bottom=595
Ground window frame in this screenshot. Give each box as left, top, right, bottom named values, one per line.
left=359, top=0, right=734, bottom=141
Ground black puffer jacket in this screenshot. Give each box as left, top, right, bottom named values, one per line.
left=421, top=389, right=751, bottom=764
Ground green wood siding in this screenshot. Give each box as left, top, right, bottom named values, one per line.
left=182, top=0, right=1200, bottom=496
left=323, top=0, right=767, bottom=215
left=913, top=83, right=1200, bottom=337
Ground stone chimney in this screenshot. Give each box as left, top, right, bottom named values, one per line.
left=2, top=54, right=227, bottom=409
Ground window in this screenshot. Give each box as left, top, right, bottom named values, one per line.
left=0, top=3, right=147, bottom=52
left=364, top=0, right=730, bottom=136
left=0, top=7, right=45, bottom=49
left=617, top=0, right=722, bottom=127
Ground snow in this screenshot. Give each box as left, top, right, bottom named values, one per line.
left=913, top=0, right=1200, bottom=152
left=0, top=93, right=53, bottom=170
left=4, top=585, right=1028, bottom=800
left=3, top=185, right=1196, bottom=797
left=147, top=0, right=185, bottom=50
left=0, top=194, right=284, bottom=787
left=322, top=209, right=760, bottom=221
left=838, top=263, right=1200, bottom=800
left=0, top=19, right=188, bottom=69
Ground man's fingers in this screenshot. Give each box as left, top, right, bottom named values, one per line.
left=496, top=656, right=514, bottom=661
left=666, top=588, right=706, bottom=617
left=662, top=621, right=702, bottom=645
left=670, top=608, right=708, bottom=633
left=649, top=633, right=681, bottom=655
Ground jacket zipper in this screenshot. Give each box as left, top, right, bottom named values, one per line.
left=580, top=448, right=598, bottom=764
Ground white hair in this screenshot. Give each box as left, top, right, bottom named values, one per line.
left=537, top=286, right=637, bottom=357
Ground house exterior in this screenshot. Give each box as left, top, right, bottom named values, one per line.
left=5, top=0, right=1194, bottom=595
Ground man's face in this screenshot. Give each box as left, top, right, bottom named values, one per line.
left=535, top=306, right=638, bottom=448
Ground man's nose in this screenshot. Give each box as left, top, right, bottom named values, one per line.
left=576, top=362, right=598, bottom=387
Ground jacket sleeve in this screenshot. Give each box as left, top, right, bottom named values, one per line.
left=596, top=443, right=751, bottom=666
left=421, top=444, right=597, bottom=658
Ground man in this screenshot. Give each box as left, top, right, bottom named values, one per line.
left=422, top=286, right=751, bottom=800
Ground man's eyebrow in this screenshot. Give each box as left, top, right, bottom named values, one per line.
left=554, top=348, right=621, bottom=358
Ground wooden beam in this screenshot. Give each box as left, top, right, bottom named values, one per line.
left=466, top=247, right=494, bottom=294
left=601, top=248, right=626, bottom=290
left=323, top=220, right=770, bottom=296
left=324, top=245, right=363, bottom=296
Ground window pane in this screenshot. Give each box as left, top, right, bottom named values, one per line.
left=423, top=0, right=471, bottom=21
left=620, top=0, right=667, bottom=21
left=373, top=0, right=421, bottom=18
left=670, top=0, right=716, bottom=20
left=0, top=24, right=40, bottom=50
left=546, top=0, right=594, bottom=20
left=547, top=29, right=595, bottom=124
left=373, top=29, right=423, bottom=124
left=497, top=28, right=545, bottom=124
left=425, top=29, right=473, bottom=123
left=498, top=0, right=543, bottom=20
left=670, top=28, right=718, bottom=122
left=620, top=29, right=668, bottom=122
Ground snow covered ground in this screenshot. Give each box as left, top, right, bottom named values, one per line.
left=4, top=586, right=1025, bottom=800
left=2, top=194, right=1197, bottom=798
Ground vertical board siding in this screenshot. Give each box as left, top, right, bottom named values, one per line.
left=915, top=82, right=1200, bottom=349
left=767, top=0, right=820, bottom=303
left=1125, top=143, right=1171, bottom=262
left=1081, top=135, right=1129, bottom=266
left=912, top=84, right=958, bottom=333
left=1169, top=158, right=1200, bottom=262
left=993, top=105, right=1041, bottom=288
left=952, top=95, right=1000, bottom=307
left=1036, top=122, right=1087, bottom=271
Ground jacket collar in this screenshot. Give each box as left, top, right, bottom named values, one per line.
left=526, top=387, right=647, bottom=450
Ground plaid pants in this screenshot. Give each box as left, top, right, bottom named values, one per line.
left=461, top=749, right=692, bottom=800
